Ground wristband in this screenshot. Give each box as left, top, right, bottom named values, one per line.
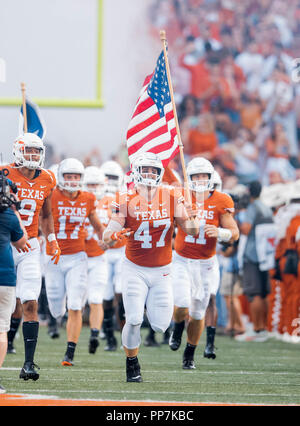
left=47, top=233, right=56, bottom=243
left=217, top=228, right=232, bottom=242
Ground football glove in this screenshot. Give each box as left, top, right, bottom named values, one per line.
left=47, top=239, right=61, bottom=265
left=111, top=228, right=132, bottom=241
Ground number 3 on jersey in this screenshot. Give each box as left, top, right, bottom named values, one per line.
left=134, top=219, right=171, bottom=248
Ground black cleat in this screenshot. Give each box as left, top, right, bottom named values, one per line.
left=89, top=337, right=99, bottom=354
left=126, top=358, right=143, bottom=383
left=182, top=358, right=196, bottom=370
left=169, top=331, right=182, bottom=351
left=104, top=336, right=117, bottom=351
left=61, top=355, right=74, bottom=366
left=7, top=342, right=16, bottom=354
left=48, top=326, right=60, bottom=339
left=203, top=343, right=216, bottom=359
left=144, top=334, right=160, bottom=347
left=19, top=362, right=40, bottom=381
left=162, top=329, right=170, bottom=344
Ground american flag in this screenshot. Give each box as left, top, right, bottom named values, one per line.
left=126, top=51, right=179, bottom=167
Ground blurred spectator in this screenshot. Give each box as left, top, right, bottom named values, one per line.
left=265, top=122, right=290, bottom=159
left=259, top=65, right=298, bottom=156
left=223, top=127, right=259, bottom=184
left=267, top=170, right=286, bottom=185
left=178, top=94, right=201, bottom=123
left=237, top=180, right=274, bottom=342
left=182, top=111, right=218, bottom=160
left=82, top=148, right=102, bottom=167
left=263, top=157, right=296, bottom=185
left=219, top=27, right=240, bottom=58
left=235, top=40, right=264, bottom=91
left=238, top=90, right=263, bottom=135
left=260, top=42, right=294, bottom=82
left=114, top=144, right=130, bottom=171
left=178, top=45, right=214, bottom=101
left=219, top=242, right=245, bottom=336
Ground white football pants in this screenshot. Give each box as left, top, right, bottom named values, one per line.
left=103, top=246, right=125, bottom=300
left=12, top=237, right=42, bottom=303
left=85, top=254, right=108, bottom=305
left=45, top=251, right=88, bottom=318
left=121, top=257, right=173, bottom=349
left=172, top=253, right=220, bottom=320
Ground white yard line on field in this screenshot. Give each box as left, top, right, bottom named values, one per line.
left=2, top=367, right=300, bottom=376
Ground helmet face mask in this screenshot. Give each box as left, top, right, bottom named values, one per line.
left=105, top=174, right=121, bottom=194
left=187, top=157, right=214, bottom=193
left=132, top=153, right=164, bottom=188
left=189, top=173, right=212, bottom=193
left=134, top=165, right=163, bottom=187
left=62, top=174, right=82, bottom=193
left=13, top=133, right=45, bottom=170
left=99, top=161, right=124, bottom=195
left=83, top=166, right=106, bottom=199
left=57, top=158, right=84, bottom=193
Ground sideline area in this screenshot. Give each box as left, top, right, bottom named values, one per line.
left=0, top=394, right=295, bottom=406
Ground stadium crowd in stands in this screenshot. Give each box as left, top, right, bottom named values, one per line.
left=148, top=0, right=300, bottom=189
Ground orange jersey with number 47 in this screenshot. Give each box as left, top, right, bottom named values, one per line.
left=51, top=188, right=97, bottom=255
left=113, top=186, right=184, bottom=267
left=3, top=164, right=56, bottom=239
left=175, top=190, right=234, bottom=259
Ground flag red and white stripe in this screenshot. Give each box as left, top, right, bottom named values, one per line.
left=126, top=51, right=179, bottom=168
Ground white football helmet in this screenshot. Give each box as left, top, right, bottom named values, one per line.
left=99, top=160, right=124, bottom=195
left=57, top=158, right=84, bottom=193
left=83, top=166, right=106, bottom=199
left=13, top=133, right=45, bottom=169
left=132, top=152, right=164, bottom=187
left=187, top=157, right=215, bottom=192
left=212, top=170, right=222, bottom=191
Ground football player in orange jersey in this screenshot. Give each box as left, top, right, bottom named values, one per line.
left=259, top=183, right=289, bottom=340
left=99, top=160, right=126, bottom=351
left=278, top=182, right=300, bottom=343
left=44, top=158, right=105, bottom=366
left=3, top=133, right=60, bottom=381
left=170, top=157, right=239, bottom=369
left=83, top=166, right=109, bottom=354
left=268, top=189, right=294, bottom=341
left=103, top=152, right=200, bottom=382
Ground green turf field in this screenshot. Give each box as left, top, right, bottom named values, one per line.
left=1, top=324, right=300, bottom=405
